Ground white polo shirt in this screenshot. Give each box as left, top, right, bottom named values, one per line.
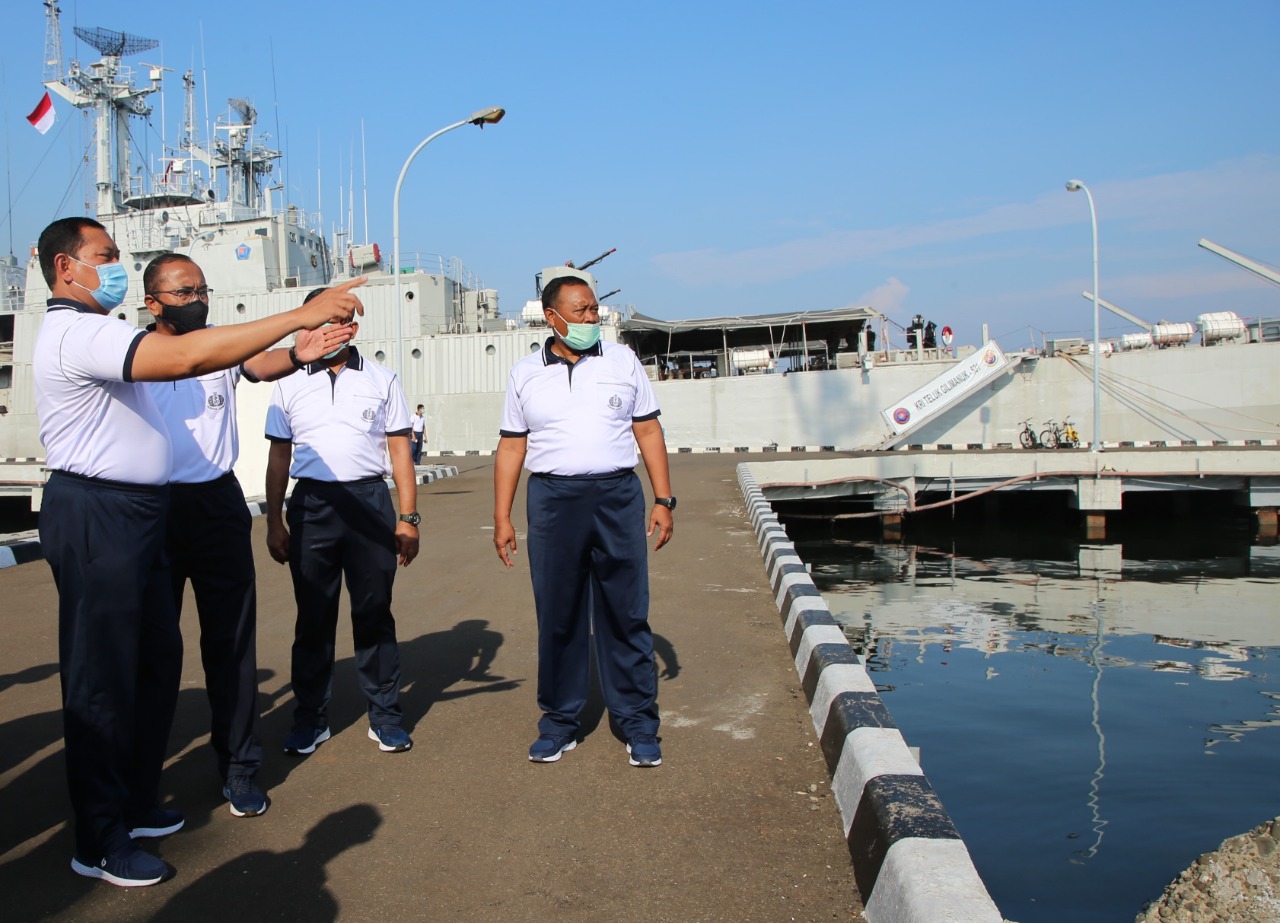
left=500, top=338, right=660, bottom=476
left=265, top=347, right=412, bottom=481
left=144, top=326, right=253, bottom=484
left=34, top=299, right=173, bottom=485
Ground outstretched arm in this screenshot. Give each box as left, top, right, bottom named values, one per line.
left=493, top=436, right=527, bottom=567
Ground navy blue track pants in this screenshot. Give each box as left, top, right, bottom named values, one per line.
left=526, top=470, right=659, bottom=739
left=40, top=471, right=183, bottom=858
left=286, top=477, right=403, bottom=729
left=166, top=471, right=262, bottom=780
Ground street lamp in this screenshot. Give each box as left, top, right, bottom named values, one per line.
left=1066, top=178, right=1102, bottom=453
left=392, top=106, right=505, bottom=375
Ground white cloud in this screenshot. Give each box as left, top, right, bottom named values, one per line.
left=854, top=277, right=910, bottom=316
left=649, top=155, right=1280, bottom=288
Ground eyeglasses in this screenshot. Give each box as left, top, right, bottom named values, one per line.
left=149, top=286, right=213, bottom=302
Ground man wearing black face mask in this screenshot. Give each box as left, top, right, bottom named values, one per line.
left=141, top=253, right=353, bottom=819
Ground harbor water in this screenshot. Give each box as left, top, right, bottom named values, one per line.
left=784, top=500, right=1280, bottom=923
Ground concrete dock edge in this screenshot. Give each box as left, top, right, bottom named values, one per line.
left=737, top=463, right=1005, bottom=923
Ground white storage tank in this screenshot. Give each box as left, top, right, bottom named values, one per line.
left=731, top=347, right=773, bottom=371
left=1150, top=322, right=1195, bottom=347
left=349, top=242, right=381, bottom=271
left=521, top=299, right=547, bottom=326
left=1198, top=311, right=1246, bottom=344
left=1120, top=332, right=1153, bottom=350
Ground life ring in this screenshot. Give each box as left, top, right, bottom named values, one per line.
left=310, top=254, right=318, bottom=268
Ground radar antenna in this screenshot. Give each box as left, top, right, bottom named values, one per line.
left=228, top=97, right=258, bottom=126
left=72, top=25, right=158, bottom=58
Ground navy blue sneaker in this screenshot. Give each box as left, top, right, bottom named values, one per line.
left=223, top=775, right=269, bottom=817
left=127, top=807, right=185, bottom=839
left=284, top=724, right=331, bottom=755
left=627, top=735, right=662, bottom=767
left=368, top=725, right=413, bottom=752
left=71, top=847, right=173, bottom=887
left=528, top=734, right=576, bottom=762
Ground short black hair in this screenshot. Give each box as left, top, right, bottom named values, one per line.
left=417, top=404, right=424, bottom=410
left=541, top=275, right=591, bottom=313
left=143, top=252, right=196, bottom=294
left=37, top=217, right=106, bottom=287
left=304, top=287, right=327, bottom=304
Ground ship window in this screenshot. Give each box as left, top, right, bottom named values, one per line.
left=530, top=343, right=540, bottom=352
left=288, top=232, right=297, bottom=243
left=374, top=350, right=386, bottom=362
left=412, top=348, right=422, bottom=359
left=485, top=345, right=496, bottom=356
left=235, top=303, right=246, bottom=314
left=133, top=262, right=143, bottom=271
left=405, top=291, right=415, bottom=301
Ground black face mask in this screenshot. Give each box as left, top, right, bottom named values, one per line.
left=161, top=299, right=209, bottom=335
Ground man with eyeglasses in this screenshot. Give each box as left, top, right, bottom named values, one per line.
left=33, top=218, right=364, bottom=887
left=493, top=275, right=674, bottom=767
left=141, top=253, right=354, bottom=822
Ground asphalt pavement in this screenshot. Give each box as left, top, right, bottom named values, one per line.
left=0, top=453, right=861, bottom=922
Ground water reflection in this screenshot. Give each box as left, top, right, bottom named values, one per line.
left=792, top=528, right=1280, bottom=923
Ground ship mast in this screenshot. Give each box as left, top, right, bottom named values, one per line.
left=42, top=3, right=160, bottom=217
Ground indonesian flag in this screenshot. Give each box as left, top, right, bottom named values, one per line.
left=26, top=92, right=55, bottom=135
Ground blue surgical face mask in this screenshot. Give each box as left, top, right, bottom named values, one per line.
left=70, top=256, right=129, bottom=310
left=553, top=311, right=602, bottom=351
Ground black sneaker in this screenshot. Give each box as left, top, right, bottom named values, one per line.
left=283, top=724, right=331, bottom=755
left=71, top=847, right=173, bottom=887
left=127, top=807, right=185, bottom=839
left=223, top=775, right=269, bottom=817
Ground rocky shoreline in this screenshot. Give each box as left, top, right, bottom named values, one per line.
left=1135, top=816, right=1280, bottom=922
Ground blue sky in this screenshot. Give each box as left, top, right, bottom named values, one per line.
left=2, top=0, right=1278, bottom=349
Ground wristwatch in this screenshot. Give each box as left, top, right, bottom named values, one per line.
left=654, top=496, right=677, bottom=510
left=399, top=512, right=422, bottom=527
left=288, top=346, right=306, bottom=370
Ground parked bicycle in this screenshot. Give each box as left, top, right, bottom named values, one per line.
left=1018, top=419, right=1040, bottom=449
left=1039, top=418, right=1081, bottom=449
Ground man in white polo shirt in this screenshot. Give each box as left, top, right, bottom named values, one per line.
left=141, top=253, right=354, bottom=821
left=411, top=404, right=426, bottom=464
left=33, top=217, right=363, bottom=888
left=493, top=275, right=674, bottom=767
left=264, top=290, right=420, bottom=756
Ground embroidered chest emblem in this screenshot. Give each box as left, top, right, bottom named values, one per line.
left=207, top=393, right=225, bottom=410
left=608, top=394, right=623, bottom=410
left=362, top=408, right=376, bottom=422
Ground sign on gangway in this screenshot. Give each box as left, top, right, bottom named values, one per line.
left=880, top=341, right=1010, bottom=436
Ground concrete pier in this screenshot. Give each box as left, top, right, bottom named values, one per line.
left=0, top=455, right=863, bottom=923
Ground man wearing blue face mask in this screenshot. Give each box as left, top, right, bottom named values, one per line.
left=141, top=253, right=352, bottom=821
left=33, top=217, right=365, bottom=888
left=494, top=275, right=674, bottom=767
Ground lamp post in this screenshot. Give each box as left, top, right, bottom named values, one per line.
left=1066, top=179, right=1102, bottom=453
left=392, top=106, right=505, bottom=375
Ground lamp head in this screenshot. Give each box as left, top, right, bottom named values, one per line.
left=1065, top=179, right=1084, bottom=192
left=469, top=106, right=506, bottom=126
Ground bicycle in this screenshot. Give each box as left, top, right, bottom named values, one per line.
left=1039, top=420, right=1060, bottom=449
left=1018, top=419, right=1040, bottom=449
left=1058, top=419, right=1081, bottom=449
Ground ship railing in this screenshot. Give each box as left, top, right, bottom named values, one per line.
left=125, top=227, right=187, bottom=255
left=396, top=252, right=486, bottom=292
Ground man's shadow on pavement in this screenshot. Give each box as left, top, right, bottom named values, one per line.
left=150, top=803, right=382, bottom=922
left=257, top=619, right=522, bottom=770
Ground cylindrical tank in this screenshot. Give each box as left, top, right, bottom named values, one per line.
left=520, top=300, right=547, bottom=326
left=731, top=347, right=772, bottom=370
left=1120, top=332, right=1153, bottom=350
left=1150, top=322, right=1195, bottom=347
left=1198, top=311, right=1245, bottom=343
left=477, top=288, right=499, bottom=319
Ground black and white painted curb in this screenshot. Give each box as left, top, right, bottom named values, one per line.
left=0, top=465, right=459, bottom=569
left=737, top=463, right=1004, bottom=923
